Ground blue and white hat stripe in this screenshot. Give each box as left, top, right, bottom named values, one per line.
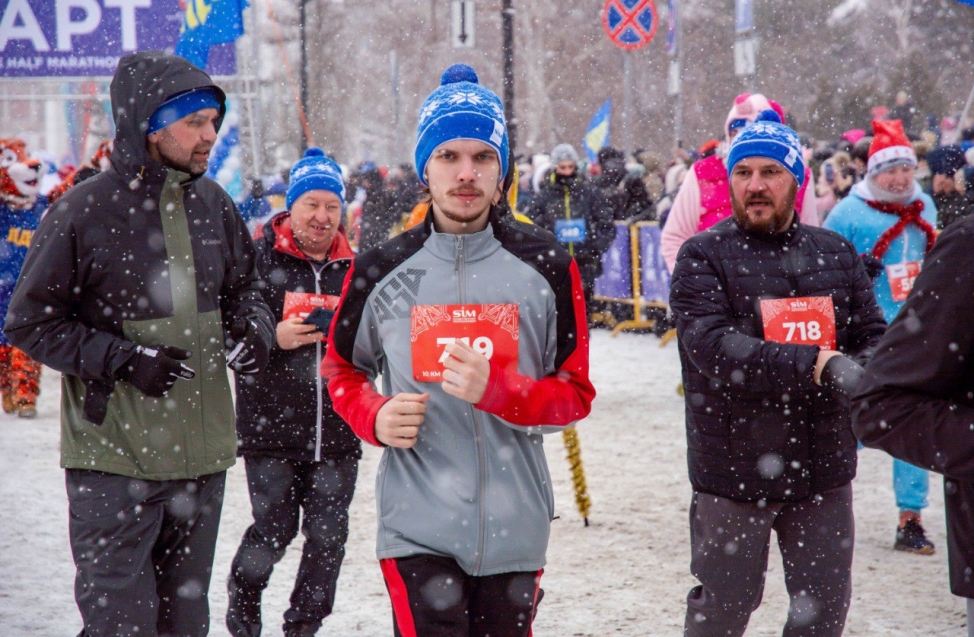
left=414, top=64, right=509, bottom=186
left=726, top=110, right=805, bottom=188
left=286, top=147, right=346, bottom=210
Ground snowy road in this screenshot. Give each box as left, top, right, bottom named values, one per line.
left=0, top=330, right=965, bottom=636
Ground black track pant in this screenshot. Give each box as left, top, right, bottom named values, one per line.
left=380, top=554, right=543, bottom=637
left=67, top=469, right=226, bottom=637
left=227, top=455, right=358, bottom=635
left=684, top=484, right=854, bottom=637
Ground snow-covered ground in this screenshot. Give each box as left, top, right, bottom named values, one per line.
left=0, top=330, right=966, bottom=636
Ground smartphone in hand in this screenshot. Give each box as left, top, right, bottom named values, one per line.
left=302, top=307, right=335, bottom=333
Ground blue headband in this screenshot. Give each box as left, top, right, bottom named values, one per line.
left=727, top=118, right=750, bottom=135
left=146, top=87, right=221, bottom=136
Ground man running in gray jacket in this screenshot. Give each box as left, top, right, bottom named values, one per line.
left=324, top=63, right=596, bottom=637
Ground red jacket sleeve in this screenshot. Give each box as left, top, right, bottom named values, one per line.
left=475, top=259, right=595, bottom=426
left=322, top=265, right=390, bottom=447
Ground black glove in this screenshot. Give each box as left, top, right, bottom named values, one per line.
left=819, top=354, right=865, bottom=399
left=225, top=316, right=270, bottom=375
left=114, top=345, right=196, bottom=398
left=860, top=253, right=886, bottom=279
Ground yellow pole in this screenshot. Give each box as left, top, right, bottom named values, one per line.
left=562, top=427, right=591, bottom=526
left=629, top=224, right=643, bottom=322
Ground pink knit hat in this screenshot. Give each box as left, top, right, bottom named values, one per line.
left=724, top=93, right=773, bottom=139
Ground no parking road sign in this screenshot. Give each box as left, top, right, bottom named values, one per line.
left=603, top=0, right=658, bottom=51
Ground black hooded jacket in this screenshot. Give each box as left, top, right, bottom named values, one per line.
left=4, top=51, right=274, bottom=480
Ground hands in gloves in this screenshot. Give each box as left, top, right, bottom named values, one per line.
left=226, top=316, right=270, bottom=375
left=114, top=345, right=196, bottom=397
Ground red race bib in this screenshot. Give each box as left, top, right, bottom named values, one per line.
left=886, top=261, right=921, bottom=302
left=410, top=304, right=520, bottom=382
left=283, top=292, right=340, bottom=321
left=760, top=296, right=837, bottom=349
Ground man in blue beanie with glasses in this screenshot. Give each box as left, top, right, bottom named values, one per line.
left=325, top=64, right=595, bottom=637
left=5, top=51, right=274, bottom=636
left=670, top=111, right=885, bottom=637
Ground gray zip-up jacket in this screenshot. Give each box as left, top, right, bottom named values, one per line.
left=324, top=206, right=595, bottom=576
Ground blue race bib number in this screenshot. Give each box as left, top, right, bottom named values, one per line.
left=555, top=218, right=587, bottom=244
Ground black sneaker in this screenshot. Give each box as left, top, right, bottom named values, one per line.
left=284, top=623, right=320, bottom=637
left=226, top=576, right=262, bottom=637
left=894, top=518, right=936, bottom=555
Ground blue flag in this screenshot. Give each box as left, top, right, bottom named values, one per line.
left=583, top=99, right=612, bottom=164
left=959, top=0, right=974, bottom=6
left=175, top=0, right=248, bottom=68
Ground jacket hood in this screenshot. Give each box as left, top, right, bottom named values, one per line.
left=109, top=51, right=227, bottom=177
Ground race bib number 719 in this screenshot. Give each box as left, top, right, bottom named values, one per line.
left=410, top=304, right=520, bottom=382
left=759, top=296, right=837, bottom=350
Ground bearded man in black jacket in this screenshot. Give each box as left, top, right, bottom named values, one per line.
left=670, top=111, right=886, bottom=637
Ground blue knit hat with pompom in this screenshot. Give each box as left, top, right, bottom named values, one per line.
left=414, top=64, right=509, bottom=186
left=286, top=147, right=346, bottom=210
left=726, top=110, right=806, bottom=187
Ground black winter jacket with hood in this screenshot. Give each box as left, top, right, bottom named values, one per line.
left=853, top=214, right=974, bottom=598
left=235, top=213, right=361, bottom=462
left=4, top=51, right=274, bottom=481
left=670, top=216, right=886, bottom=503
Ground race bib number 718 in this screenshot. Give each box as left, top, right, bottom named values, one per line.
left=759, top=296, right=837, bottom=350
left=410, top=304, right=520, bottom=382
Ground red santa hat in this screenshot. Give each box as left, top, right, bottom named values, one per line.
left=867, top=119, right=916, bottom=176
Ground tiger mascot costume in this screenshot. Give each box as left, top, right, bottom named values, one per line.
left=0, top=138, right=47, bottom=418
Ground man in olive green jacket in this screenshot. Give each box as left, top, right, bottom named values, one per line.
left=4, top=51, right=274, bottom=637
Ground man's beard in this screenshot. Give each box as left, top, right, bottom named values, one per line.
left=731, top=181, right=798, bottom=235
left=438, top=203, right=491, bottom=225
left=155, top=131, right=211, bottom=176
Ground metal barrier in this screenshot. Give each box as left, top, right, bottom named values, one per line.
left=593, top=221, right=672, bottom=337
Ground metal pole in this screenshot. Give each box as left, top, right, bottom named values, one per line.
left=749, top=0, right=756, bottom=93
left=961, top=80, right=974, bottom=127
left=299, top=0, right=309, bottom=151
left=623, top=51, right=632, bottom=155
left=391, top=50, right=401, bottom=165
left=674, top=0, right=682, bottom=148
left=247, top=0, right=263, bottom=178
left=502, top=0, right=517, bottom=155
